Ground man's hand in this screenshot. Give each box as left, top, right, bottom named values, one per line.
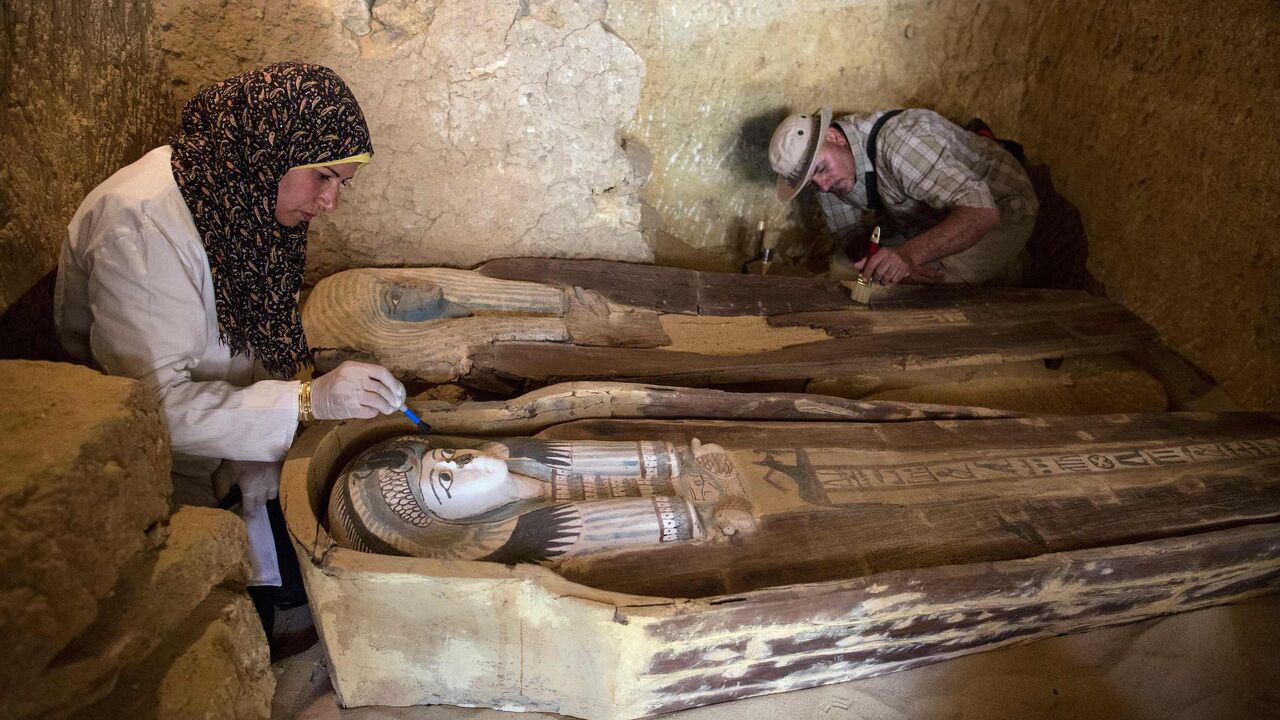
left=854, top=247, right=944, bottom=285
left=875, top=206, right=998, bottom=283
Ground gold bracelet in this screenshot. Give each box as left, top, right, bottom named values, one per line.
left=298, top=380, right=316, bottom=424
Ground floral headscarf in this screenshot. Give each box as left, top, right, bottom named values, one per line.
left=170, top=61, right=372, bottom=376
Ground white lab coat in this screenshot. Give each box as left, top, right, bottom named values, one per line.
left=56, top=145, right=300, bottom=586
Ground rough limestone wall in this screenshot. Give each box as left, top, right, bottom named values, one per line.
left=1017, top=1, right=1280, bottom=409
left=153, top=0, right=650, bottom=280
left=606, top=0, right=1037, bottom=269
left=0, top=0, right=173, bottom=315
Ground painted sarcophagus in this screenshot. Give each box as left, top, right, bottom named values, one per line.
left=300, top=259, right=1158, bottom=390
left=281, top=383, right=1280, bottom=719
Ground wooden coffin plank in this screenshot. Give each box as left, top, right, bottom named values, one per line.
left=479, top=317, right=1152, bottom=385
left=563, top=289, right=672, bottom=348
left=475, top=258, right=850, bottom=316
left=309, top=263, right=1157, bottom=388
left=557, top=458, right=1280, bottom=597
left=534, top=414, right=1280, bottom=597
left=859, top=283, right=1116, bottom=309
left=407, top=382, right=1016, bottom=436
left=769, top=290, right=1155, bottom=341
left=537, top=412, right=1280, bottom=451
left=635, top=522, right=1280, bottom=716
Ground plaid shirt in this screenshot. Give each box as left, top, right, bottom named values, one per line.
left=818, top=109, right=1037, bottom=243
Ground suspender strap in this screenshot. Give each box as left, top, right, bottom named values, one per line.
left=864, top=109, right=905, bottom=213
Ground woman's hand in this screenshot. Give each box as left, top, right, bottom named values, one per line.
left=218, top=460, right=282, bottom=517
left=311, top=360, right=407, bottom=420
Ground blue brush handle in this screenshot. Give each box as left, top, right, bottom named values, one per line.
left=398, top=404, right=431, bottom=433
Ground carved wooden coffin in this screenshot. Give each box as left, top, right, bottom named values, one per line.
left=281, top=384, right=1280, bottom=719
left=301, top=259, right=1157, bottom=389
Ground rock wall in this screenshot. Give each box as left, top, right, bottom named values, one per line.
left=0, top=361, right=272, bottom=720
left=0, top=0, right=173, bottom=315
left=152, top=0, right=651, bottom=280
left=1017, top=0, right=1280, bottom=409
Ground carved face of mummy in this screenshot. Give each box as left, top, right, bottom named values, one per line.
left=419, top=448, right=522, bottom=520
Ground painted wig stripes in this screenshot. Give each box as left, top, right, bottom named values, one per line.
left=170, top=62, right=372, bottom=376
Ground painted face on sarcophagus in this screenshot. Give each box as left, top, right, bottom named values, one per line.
left=420, top=448, right=527, bottom=520
left=378, top=281, right=472, bottom=322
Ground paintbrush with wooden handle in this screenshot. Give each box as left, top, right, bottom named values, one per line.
left=844, top=225, right=880, bottom=305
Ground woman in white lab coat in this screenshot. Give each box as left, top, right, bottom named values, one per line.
left=55, top=62, right=405, bottom=634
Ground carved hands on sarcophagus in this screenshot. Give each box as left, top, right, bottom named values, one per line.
left=563, top=285, right=670, bottom=348
left=689, top=438, right=757, bottom=536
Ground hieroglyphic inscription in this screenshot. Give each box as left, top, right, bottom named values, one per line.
left=653, top=496, right=694, bottom=542
left=743, top=448, right=829, bottom=506
left=812, top=438, right=1280, bottom=502
left=893, top=309, right=968, bottom=324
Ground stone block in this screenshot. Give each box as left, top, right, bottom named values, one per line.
left=77, top=588, right=273, bottom=720
left=4, top=507, right=253, bottom=718
left=0, top=360, right=170, bottom=700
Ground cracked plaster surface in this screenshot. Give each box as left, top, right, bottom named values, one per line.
left=153, top=0, right=650, bottom=279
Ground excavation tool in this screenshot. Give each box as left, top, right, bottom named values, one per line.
left=399, top=404, right=432, bottom=434
left=742, top=220, right=780, bottom=275
left=845, top=225, right=881, bottom=304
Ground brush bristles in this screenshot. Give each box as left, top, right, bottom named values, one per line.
left=847, top=275, right=873, bottom=305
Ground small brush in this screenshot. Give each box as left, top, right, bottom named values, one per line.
left=398, top=404, right=432, bottom=434
left=760, top=228, right=779, bottom=276
left=846, top=225, right=880, bottom=305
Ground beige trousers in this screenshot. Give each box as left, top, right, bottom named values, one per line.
left=937, top=214, right=1036, bottom=285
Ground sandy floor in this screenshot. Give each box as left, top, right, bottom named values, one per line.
left=272, top=594, right=1280, bottom=720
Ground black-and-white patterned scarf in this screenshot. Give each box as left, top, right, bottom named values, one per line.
left=170, top=61, right=372, bottom=376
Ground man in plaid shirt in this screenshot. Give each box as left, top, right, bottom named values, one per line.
left=769, top=107, right=1038, bottom=285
